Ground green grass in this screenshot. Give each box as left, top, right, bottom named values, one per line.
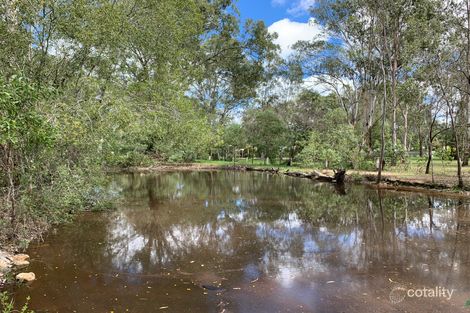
left=382, top=157, right=469, bottom=177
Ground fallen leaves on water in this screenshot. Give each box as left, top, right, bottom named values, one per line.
left=159, top=306, right=169, bottom=310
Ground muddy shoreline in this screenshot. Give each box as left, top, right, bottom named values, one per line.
left=119, top=163, right=470, bottom=199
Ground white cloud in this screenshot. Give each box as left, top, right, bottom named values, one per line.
left=268, top=18, right=324, bottom=58
left=287, top=0, right=316, bottom=16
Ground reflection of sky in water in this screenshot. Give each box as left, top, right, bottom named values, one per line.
left=15, top=172, right=470, bottom=313
left=104, top=172, right=470, bottom=294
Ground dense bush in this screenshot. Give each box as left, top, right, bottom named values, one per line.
left=300, top=110, right=360, bottom=169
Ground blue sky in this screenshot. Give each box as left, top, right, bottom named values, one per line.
left=237, top=0, right=310, bottom=25
left=236, top=0, right=323, bottom=58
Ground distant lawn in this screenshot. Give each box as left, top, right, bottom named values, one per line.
left=384, top=157, right=469, bottom=177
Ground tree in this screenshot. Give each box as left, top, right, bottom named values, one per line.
left=293, top=0, right=445, bottom=182
left=243, top=109, right=286, bottom=164
left=221, top=123, right=247, bottom=161
left=275, top=90, right=336, bottom=165
left=300, top=109, right=360, bottom=169
left=191, top=4, right=279, bottom=124
left=0, top=76, right=54, bottom=236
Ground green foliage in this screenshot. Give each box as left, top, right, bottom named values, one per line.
left=0, top=292, right=33, bottom=313
left=355, top=158, right=376, bottom=171
left=149, top=99, right=214, bottom=162
left=223, top=124, right=247, bottom=150
left=217, top=124, right=248, bottom=160
left=0, top=76, right=54, bottom=148
left=465, top=299, right=470, bottom=308
left=435, top=146, right=453, bottom=162
left=243, top=109, right=287, bottom=162
left=2, top=0, right=278, bottom=246
left=192, top=11, right=279, bottom=124
left=300, top=109, right=360, bottom=169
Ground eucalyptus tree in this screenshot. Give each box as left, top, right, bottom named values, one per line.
left=191, top=2, right=279, bottom=124
left=292, top=0, right=444, bottom=181
left=440, top=0, right=470, bottom=166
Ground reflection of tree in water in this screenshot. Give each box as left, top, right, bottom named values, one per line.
left=107, top=171, right=470, bottom=291
left=19, top=172, right=470, bottom=313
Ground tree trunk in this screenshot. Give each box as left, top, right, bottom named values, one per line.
left=425, top=138, right=433, bottom=174
left=3, top=144, right=17, bottom=238
left=403, top=109, right=408, bottom=152
left=390, top=30, right=399, bottom=166
left=441, top=86, right=464, bottom=188
left=334, top=170, right=346, bottom=184
left=464, top=0, right=470, bottom=167
left=377, top=28, right=388, bottom=184
left=419, top=134, right=424, bottom=157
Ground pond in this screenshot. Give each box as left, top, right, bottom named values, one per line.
left=10, top=171, right=470, bottom=312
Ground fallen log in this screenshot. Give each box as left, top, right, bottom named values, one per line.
left=312, top=170, right=335, bottom=182
left=285, top=171, right=308, bottom=178
left=244, top=167, right=279, bottom=174
left=222, top=165, right=247, bottom=171
left=221, top=166, right=345, bottom=184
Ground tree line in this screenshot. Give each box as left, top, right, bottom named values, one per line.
left=220, top=0, right=470, bottom=188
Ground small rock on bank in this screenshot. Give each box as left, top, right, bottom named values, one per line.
left=12, top=259, right=30, bottom=268
left=16, top=272, right=36, bottom=282
left=0, top=251, right=31, bottom=271
left=12, top=254, right=30, bottom=262
left=12, top=254, right=30, bottom=267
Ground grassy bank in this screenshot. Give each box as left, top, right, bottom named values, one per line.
left=195, top=157, right=470, bottom=190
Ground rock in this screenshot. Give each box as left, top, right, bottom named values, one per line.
left=16, top=272, right=36, bottom=282
left=12, top=254, right=29, bottom=262
left=13, top=259, right=30, bottom=268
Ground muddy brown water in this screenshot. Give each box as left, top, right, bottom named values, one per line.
left=8, top=171, right=470, bottom=312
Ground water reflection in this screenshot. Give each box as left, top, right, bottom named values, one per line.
left=14, top=171, right=470, bottom=312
